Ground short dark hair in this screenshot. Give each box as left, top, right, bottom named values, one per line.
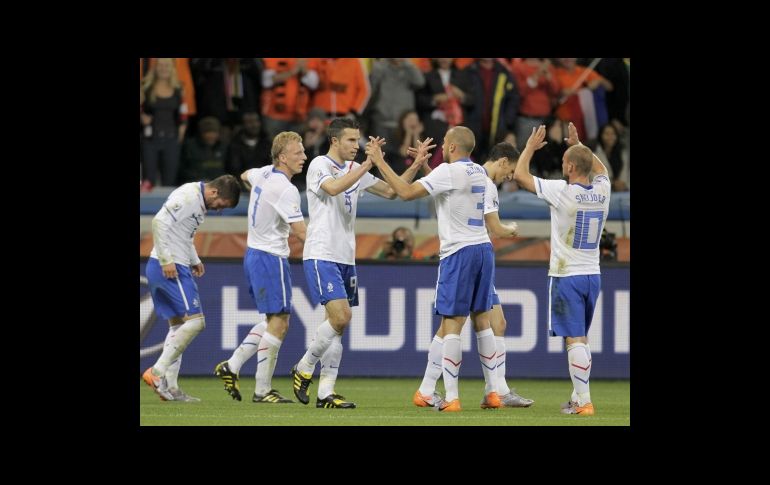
left=487, top=142, right=520, bottom=163
left=208, top=174, right=241, bottom=207
left=327, top=117, right=360, bottom=143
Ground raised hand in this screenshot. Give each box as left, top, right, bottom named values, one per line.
left=564, top=121, right=580, bottom=146
left=526, top=125, right=548, bottom=151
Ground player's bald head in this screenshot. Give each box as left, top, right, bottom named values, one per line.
left=446, top=126, right=475, bottom=155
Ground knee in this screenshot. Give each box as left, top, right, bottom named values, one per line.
left=329, top=308, right=352, bottom=328
left=184, top=313, right=206, bottom=332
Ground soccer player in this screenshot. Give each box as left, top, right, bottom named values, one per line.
left=512, top=122, right=610, bottom=416
left=214, top=131, right=308, bottom=403
left=290, top=117, right=428, bottom=409
left=367, top=126, right=496, bottom=412
left=142, top=175, right=241, bottom=401
left=412, top=142, right=535, bottom=409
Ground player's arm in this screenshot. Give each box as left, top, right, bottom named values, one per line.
left=513, top=124, right=548, bottom=193
left=484, top=211, right=518, bottom=238
left=320, top=159, right=375, bottom=196
left=562, top=121, right=608, bottom=178
left=290, top=220, right=307, bottom=243
left=151, top=200, right=182, bottom=279
left=367, top=136, right=432, bottom=201
left=240, top=169, right=253, bottom=190
left=366, top=142, right=433, bottom=199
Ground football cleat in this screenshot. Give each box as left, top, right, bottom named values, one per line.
left=168, top=388, right=201, bottom=402
left=290, top=365, right=313, bottom=405
left=214, top=361, right=241, bottom=401
left=143, top=367, right=173, bottom=401
left=561, top=402, right=595, bottom=415
left=413, top=390, right=443, bottom=407
left=252, top=389, right=294, bottom=403
left=316, top=393, right=356, bottom=409
left=500, top=390, right=534, bottom=408
left=480, top=391, right=502, bottom=409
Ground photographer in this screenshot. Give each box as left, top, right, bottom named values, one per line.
left=600, top=228, right=618, bottom=261
left=378, top=227, right=423, bottom=260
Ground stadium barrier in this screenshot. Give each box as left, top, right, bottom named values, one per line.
left=140, top=259, right=629, bottom=378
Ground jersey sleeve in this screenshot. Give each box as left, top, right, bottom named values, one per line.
left=359, top=170, right=380, bottom=191
left=534, top=176, right=567, bottom=208
left=592, top=173, right=611, bottom=189
left=484, top=178, right=499, bottom=214
left=245, top=168, right=260, bottom=187
left=152, top=188, right=195, bottom=265
left=417, top=162, right=452, bottom=195
left=273, top=186, right=305, bottom=223
left=307, top=159, right=333, bottom=196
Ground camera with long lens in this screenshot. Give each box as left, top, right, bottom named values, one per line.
left=392, top=239, right=406, bottom=252
left=600, top=228, right=617, bottom=261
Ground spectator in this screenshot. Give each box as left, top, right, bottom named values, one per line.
left=225, top=111, right=272, bottom=181
left=141, top=58, right=188, bottom=190
left=367, top=58, right=425, bottom=140
left=377, top=227, right=428, bottom=260
left=261, top=58, right=320, bottom=138
left=179, top=116, right=227, bottom=183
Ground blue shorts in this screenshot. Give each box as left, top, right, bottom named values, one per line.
left=145, top=258, right=202, bottom=319
left=491, top=284, right=500, bottom=306
left=303, top=259, right=359, bottom=307
left=434, top=243, right=494, bottom=316
left=548, top=274, right=601, bottom=337
left=245, top=248, right=292, bottom=314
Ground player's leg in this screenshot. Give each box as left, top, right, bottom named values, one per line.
left=436, top=315, right=466, bottom=412
left=252, top=312, right=293, bottom=403
left=468, top=242, right=501, bottom=409
left=550, top=275, right=598, bottom=416
left=291, top=260, right=349, bottom=404
left=143, top=261, right=205, bottom=399
left=414, top=323, right=446, bottom=407
left=316, top=264, right=358, bottom=407
left=490, top=303, right=534, bottom=407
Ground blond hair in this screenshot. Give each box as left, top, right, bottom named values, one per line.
left=141, top=58, right=182, bottom=104
left=271, top=131, right=303, bottom=164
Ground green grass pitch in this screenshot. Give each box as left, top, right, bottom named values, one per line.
left=140, top=377, right=629, bottom=426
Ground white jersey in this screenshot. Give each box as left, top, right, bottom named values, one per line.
left=246, top=166, right=304, bottom=257
left=150, top=182, right=206, bottom=266
left=534, top=173, right=611, bottom=276
left=417, top=159, right=491, bottom=259
left=484, top=176, right=499, bottom=215
left=303, top=155, right=380, bottom=265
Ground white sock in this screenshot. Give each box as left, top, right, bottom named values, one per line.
left=165, top=356, right=181, bottom=390
left=476, top=328, right=497, bottom=394
left=567, top=342, right=592, bottom=406
left=418, top=335, right=444, bottom=396
left=442, top=334, right=462, bottom=402
left=494, top=336, right=510, bottom=396
left=228, top=321, right=267, bottom=374
left=318, top=334, right=343, bottom=399
left=254, top=331, right=282, bottom=396
left=153, top=316, right=205, bottom=375
left=297, top=320, right=337, bottom=375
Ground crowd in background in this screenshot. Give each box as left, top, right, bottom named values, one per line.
left=140, top=58, right=630, bottom=194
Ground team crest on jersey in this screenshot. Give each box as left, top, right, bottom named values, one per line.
left=192, top=297, right=200, bottom=308
left=171, top=202, right=182, bottom=212
left=493, top=198, right=499, bottom=208
left=327, top=282, right=334, bottom=293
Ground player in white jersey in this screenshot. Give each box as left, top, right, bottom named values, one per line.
left=411, top=142, right=535, bottom=409
left=367, top=126, right=498, bottom=412
left=513, top=122, right=610, bottom=416
left=290, top=117, right=428, bottom=409
left=214, top=132, right=307, bottom=404
left=142, top=175, right=241, bottom=401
